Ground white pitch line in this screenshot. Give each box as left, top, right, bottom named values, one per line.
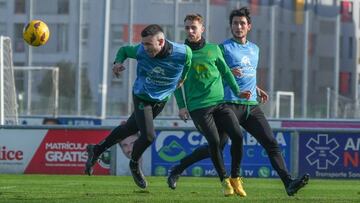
left=0, top=186, right=17, bottom=190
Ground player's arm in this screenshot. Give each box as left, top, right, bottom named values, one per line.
left=177, top=46, right=192, bottom=88
left=174, top=88, right=189, bottom=122
left=112, top=44, right=140, bottom=77
left=215, top=46, right=250, bottom=99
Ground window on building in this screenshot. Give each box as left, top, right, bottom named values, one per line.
left=340, top=36, right=344, bottom=59
left=58, top=0, right=69, bottom=14
left=358, top=38, right=360, bottom=64
left=319, top=20, right=335, bottom=35
left=14, top=23, right=25, bottom=53
left=32, top=23, right=68, bottom=53
left=339, top=72, right=351, bottom=95
left=180, top=0, right=201, bottom=3
left=289, top=32, right=296, bottom=60
left=0, top=0, right=6, bottom=9
left=161, top=25, right=174, bottom=41
left=294, top=0, right=305, bottom=25
left=151, top=0, right=174, bottom=3
left=83, top=0, right=90, bottom=10
left=57, top=24, right=68, bottom=52
left=308, top=33, right=317, bottom=56
left=179, top=29, right=186, bottom=42
left=14, top=70, right=25, bottom=97
left=348, top=37, right=353, bottom=59
left=210, top=0, right=227, bottom=5
left=318, top=56, right=334, bottom=71
left=123, top=24, right=147, bottom=43
left=279, top=0, right=284, bottom=23
left=0, top=23, right=6, bottom=36
left=341, top=0, right=353, bottom=22
left=81, top=24, right=88, bottom=46
left=256, top=30, right=261, bottom=46
left=34, top=0, right=56, bottom=14
left=14, top=0, right=25, bottom=14
left=111, top=24, right=124, bottom=47
left=249, top=0, right=259, bottom=16
left=277, top=31, right=284, bottom=60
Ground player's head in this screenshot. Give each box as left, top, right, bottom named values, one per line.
left=184, top=13, right=205, bottom=42
left=42, top=118, right=60, bottom=125
left=229, top=7, right=252, bottom=40
left=141, top=24, right=165, bottom=57
left=118, top=133, right=139, bottom=159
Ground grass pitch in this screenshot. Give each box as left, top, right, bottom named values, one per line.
left=0, top=174, right=359, bottom=203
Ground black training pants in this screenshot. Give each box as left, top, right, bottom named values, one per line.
left=96, top=95, right=166, bottom=162
left=174, top=104, right=290, bottom=183
left=189, top=103, right=243, bottom=181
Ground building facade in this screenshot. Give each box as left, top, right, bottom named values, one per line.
left=0, top=0, right=359, bottom=118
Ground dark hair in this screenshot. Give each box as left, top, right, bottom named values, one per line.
left=184, top=13, right=204, bottom=24
left=141, top=24, right=164, bottom=37
left=229, top=7, right=251, bottom=25
left=42, top=117, right=60, bottom=125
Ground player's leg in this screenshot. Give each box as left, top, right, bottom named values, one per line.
left=84, top=113, right=138, bottom=175
left=242, top=106, right=309, bottom=196
left=168, top=129, right=228, bottom=189
left=215, top=104, right=246, bottom=197
left=167, top=145, right=209, bottom=189
left=190, top=106, right=233, bottom=196
left=129, top=96, right=166, bottom=189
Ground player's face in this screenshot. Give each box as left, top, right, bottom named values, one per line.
left=184, top=19, right=204, bottom=42
left=231, top=16, right=251, bottom=41
left=142, top=35, right=163, bottom=57
left=119, top=135, right=138, bottom=159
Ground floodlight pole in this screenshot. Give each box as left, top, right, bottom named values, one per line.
left=127, top=0, right=134, bottom=115
left=76, top=0, right=83, bottom=116
left=26, top=0, right=33, bottom=116
left=302, top=1, right=309, bottom=118
left=99, top=0, right=111, bottom=119
left=333, top=4, right=340, bottom=118
left=0, top=36, right=4, bottom=125
left=269, top=3, right=276, bottom=118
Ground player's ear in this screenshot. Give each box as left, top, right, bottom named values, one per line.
left=158, top=37, right=165, bottom=46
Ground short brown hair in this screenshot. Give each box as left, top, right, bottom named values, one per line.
left=184, top=13, right=204, bottom=24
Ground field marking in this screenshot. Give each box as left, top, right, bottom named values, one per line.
left=0, top=186, right=17, bottom=190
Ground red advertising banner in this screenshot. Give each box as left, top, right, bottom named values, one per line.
left=25, top=129, right=110, bottom=175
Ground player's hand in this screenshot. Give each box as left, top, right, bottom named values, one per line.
left=238, top=90, right=251, bottom=100
left=231, top=67, right=243, bottom=77
left=257, top=87, right=269, bottom=104
left=176, top=79, right=185, bottom=88
left=178, top=108, right=190, bottom=122
left=112, top=63, right=125, bottom=78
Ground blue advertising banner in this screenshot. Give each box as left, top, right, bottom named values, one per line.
left=299, top=133, right=360, bottom=178
left=152, top=130, right=291, bottom=178
left=57, top=117, right=102, bottom=126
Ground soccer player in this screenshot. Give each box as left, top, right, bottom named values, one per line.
left=84, top=24, right=192, bottom=189
left=168, top=8, right=310, bottom=196
left=119, top=133, right=139, bottom=159
left=173, top=13, right=251, bottom=197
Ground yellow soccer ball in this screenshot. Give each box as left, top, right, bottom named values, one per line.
left=23, top=20, right=50, bottom=46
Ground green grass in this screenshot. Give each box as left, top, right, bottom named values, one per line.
left=0, top=174, right=359, bottom=203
